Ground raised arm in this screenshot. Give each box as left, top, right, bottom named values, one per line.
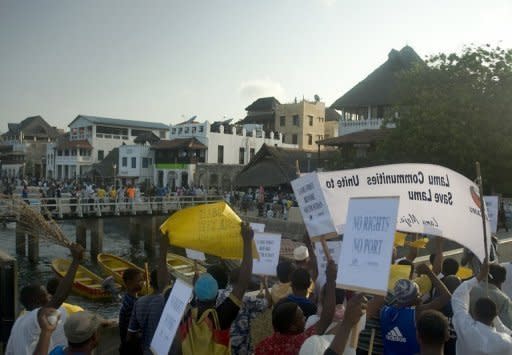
left=316, top=260, right=337, bottom=335
left=432, top=237, right=443, bottom=275
left=47, top=243, right=84, bottom=309
left=33, top=307, right=59, bottom=355
left=231, top=222, right=254, bottom=301
left=416, top=263, right=451, bottom=314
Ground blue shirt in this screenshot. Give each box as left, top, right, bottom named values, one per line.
left=380, top=306, right=419, bottom=355
left=127, top=293, right=165, bottom=353
left=119, top=293, right=137, bottom=343
left=286, top=294, right=317, bottom=319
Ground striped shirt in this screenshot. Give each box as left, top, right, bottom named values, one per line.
left=128, top=294, right=165, bottom=354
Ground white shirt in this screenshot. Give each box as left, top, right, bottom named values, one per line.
left=5, top=307, right=67, bottom=355
left=452, top=277, right=512, bottom=355
left=501, top=262, right=512, bottom=299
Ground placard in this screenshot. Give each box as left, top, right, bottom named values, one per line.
left=484, top=196, right=498, bottom=233
left=250, top=222, right=266, bottom=233
left=253, top=232, right=281, bottom=276
left=150, top=279, right=193, bottom=355
left=185, top=248, right=206, bottom=261
left=337, top=197, right=399, bottom=295
left=315, top=240, right=342, bottom=287
left=291, top=164, right=491, bottom=262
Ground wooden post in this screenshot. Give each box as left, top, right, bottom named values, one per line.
left=90, top=219, right=103, bottom=259
left=28, top=234, right=39, bottom=263
left=75, top=220, right=87, bottom=249
left=15, top=227, right=26, bottom=256
left=475, top=162, right=489, bottom=262
left=143, top=216, right=157, bottom=254
left=129, top=218, right=140, bottom=245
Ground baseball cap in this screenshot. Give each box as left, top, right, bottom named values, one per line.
left=64, top=311, right=104, bottom=344
left=194, top=273, right=219, bottom=301
left=293, top=246, right=309, bottom=261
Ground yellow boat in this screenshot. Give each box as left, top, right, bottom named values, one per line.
left=97, top=253, right=152, bottom=295
left=166, top=253, right=206, bottom=284
left=51, top=259, right=120, bottom=300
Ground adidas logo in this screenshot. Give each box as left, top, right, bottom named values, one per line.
left=385, top=327, right=407, bottom=343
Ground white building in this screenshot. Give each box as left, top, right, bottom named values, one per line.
left=117, top=144, right=154, bottom=186
left=46, top=115, right=168, bottom=180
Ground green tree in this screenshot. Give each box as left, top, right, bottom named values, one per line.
left=377, top=44, right=512, bottom=194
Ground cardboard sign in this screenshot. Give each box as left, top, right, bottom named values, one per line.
left=253, top=232, right=281, bottom=276
left=250, top=222, right=266, bottom=233
left=150, top=279, right=193, bottom=355
left=337, top=197, right=399, bottom=295
left=292, top=164, right=491, bottom=262
left=484, top=196, right=498, bottom=233
left=185, top=248, right=206, bottom=261
left=315, top=240, right=342, bottom=287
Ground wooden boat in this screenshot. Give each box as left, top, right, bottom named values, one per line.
left=51, top=259, right=120, bottom=300
left=97, top=253, right=152, bottom=295
left=166, top=253, right=206, bottom=284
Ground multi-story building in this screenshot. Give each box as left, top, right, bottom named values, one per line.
left=240, top=97, right=280, bottom=132
left=46, top=115, right=169, bottom=180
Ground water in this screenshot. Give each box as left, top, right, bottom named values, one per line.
left=0, top=217, right=161, bottom=318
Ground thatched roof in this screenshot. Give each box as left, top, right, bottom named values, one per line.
left=151, top=137, right=206, bottom=150
left=134, top=131, right=160, bottom=145
left=331, top=46, right=424, bottom=110
left=245, top=97, right=280, bottom=112
left=325, top=107, right=341, bottom=122
left=85, top=148, right=119, bottom=178
left=3, top=116, right=60, bottom=139
left=234, top=144, right=338, bottom=187
left=318, top=129, right=391, bottom=146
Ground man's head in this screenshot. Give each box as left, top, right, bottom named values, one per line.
left=392, top=279, right=421, bottom=307
left=293, top=246, right=309, bottom=267
left=474, top=297, right=497, bottom=326
left=488, top=264, right=507, bottom=288
left=122, top=268, right=144, bottom=294
left=194, top=273, right=219, bottom=305
left=20, top=284, right=49, bottom=311
left=272, top=301, right=305, bottom=335
left=291, top=268, right=311, bottom=295
left=207, top=264, right=229, bottom=289
left=416, top=310, right=449, bottom=350
left=276, top=261, right=297, bottom=283
left=442, top=258, right=459, bottom=277
left=64, top=311, right=103, bottom=351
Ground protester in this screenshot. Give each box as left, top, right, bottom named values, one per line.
left=46, top=278, right=84, bottom=315
left=287, top=268, right=317, bottom=319
left=271, top=260, right=296, bottom=304
left=255, top=259, right=337, bottom=355
left=6, top=243, right=84, bottom=355
left=451, top=260, right=512, bottom=354
left=416, top=310, right=450, bottom=355
left=380, top=263, right=451, bottom=355
left=179, top=222, right=254, bottom=355
left=469, top=263, right=512, bottom=328
left=119, top=268, right=145, bottom=354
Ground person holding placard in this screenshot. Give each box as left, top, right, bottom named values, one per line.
left=271, top=261, right=297, bottom=304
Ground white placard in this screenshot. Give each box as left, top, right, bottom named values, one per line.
left=484, top=196, right=498, bottom=234
left=291, top=164, right=491, bottom=262
left=150, top=279, right=193, bottom=355
left=185, top=248, right=206, bottom=261
left=250, top=222, right=265, bottom=233
left=337, top=197, right=399, bottom=295
left=315, top=240, right=342, bottom=287
left=253, top=232, right=282, bottom=276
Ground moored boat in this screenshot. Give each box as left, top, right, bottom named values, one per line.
left=166, top=252, right=206, bottom=284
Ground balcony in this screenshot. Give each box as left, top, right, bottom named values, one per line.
left=339, top=118, right=395, bottom=136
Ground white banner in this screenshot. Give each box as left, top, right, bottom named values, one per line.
left=337, top=197, right=399, bottom=295
left=292, top=164, right=491, bottom=262
left=484, top=196, right=498, bottom=234
left=253, top=232, right=282, bottom=276
left=315, top=240, right=342, bottom=287
left=185, top=248, right=206, bottom=261
left=150, top=279, right=193, bottom=355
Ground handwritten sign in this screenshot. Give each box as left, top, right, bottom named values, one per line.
left=253, top=232, right=281, bottom=276
left=185, top=248, right=206, bottom=261
left=150, top=279, right=193, bottom=355
left=250, top=222, right=266, bottom=233
left=337, top=197, right=399, bottom=295
left=315, top=240, right=342, bottom=287
left=484, top=196, right=498, bottom=233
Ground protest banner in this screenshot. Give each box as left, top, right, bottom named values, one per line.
left=336, top=197, right=399, bottom=295
left=150, top=279, right=193, bottom=355
left=160, top=201, right=259, bottom=259
left=484, top=196, right=498, bottom=234
left=292, top=163, right=491, bottom=262
left=315, top=240, right=342, bottom=287
left=253, top=232, right=281, bottom=276
left=185, top=248, right=206, bottom=261
left=250, top=222, right=265, bottom=233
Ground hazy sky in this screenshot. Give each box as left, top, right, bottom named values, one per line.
left=1, top=0, right=511, bottom=132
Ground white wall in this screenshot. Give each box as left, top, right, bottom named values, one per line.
left=118, top=145, right=154, bottom=183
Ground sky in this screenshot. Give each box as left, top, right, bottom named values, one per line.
left=1, top=0, right=511, bottom=132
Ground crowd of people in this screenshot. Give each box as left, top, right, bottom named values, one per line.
left=5, top=220, right=512, bottom=355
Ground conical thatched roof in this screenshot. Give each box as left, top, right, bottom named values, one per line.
left=331, top=46, right=424, bottom=109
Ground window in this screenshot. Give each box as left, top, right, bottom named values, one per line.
left=307, top=134, right=313, bottom=145
left=282, top=134, right=286, bottom=143
left=280, top=116, right=285, bottom=126
left=159, top=130, right=166, bottom=138
left=250, top=148, right=255, bottom=160
left=131, top=129, right=150, bottom=137
left=192, top=127, right=196, bottom=133
left=218, top=145, right=224, bottom=163
left=98, top=150, right=104, bottom=161
left=131, top=157, right=136, bottom=168
left=178, top=128, right=183, bottom=134
left=292, top=134, right=298, bottom=144
left=199, top=126, right=204, bottom=133
left=172, top=128, right=176, bottom=134
left=309, top=115, right=313, bottom=126
left=239, top=147, right=245, bottom=165
left=122, top=157, right=127, bottom=167
left=293, top=115, right=300, bottom=126
left=96, top=126, right=128, bottom=136
left=142, top=158, right=149, bottom=168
